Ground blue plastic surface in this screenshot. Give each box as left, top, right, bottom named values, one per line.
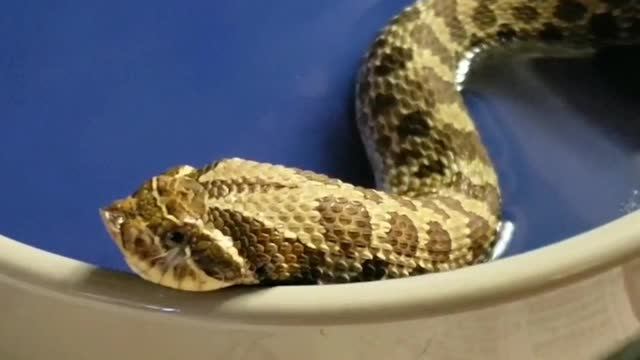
left=1, top=1, right=639, bottom=273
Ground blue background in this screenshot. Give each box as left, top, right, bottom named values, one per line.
left=1, top=0, right=639, bottom=273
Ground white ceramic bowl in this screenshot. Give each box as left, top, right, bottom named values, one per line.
left=1, top=211, right=639, bottom=360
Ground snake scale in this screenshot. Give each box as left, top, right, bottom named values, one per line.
left=100, top=0, right=640, bottom=291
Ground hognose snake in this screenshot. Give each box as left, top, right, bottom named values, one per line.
left=100, top=0, right=640, bottom=291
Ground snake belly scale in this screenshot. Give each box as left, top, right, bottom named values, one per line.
left=100, top=0, right=640, bottom=291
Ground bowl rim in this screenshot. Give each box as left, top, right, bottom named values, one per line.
left=1, top=210, right=639, bottom=328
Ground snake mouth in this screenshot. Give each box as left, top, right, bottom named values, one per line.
left=99, top=207, right=237, bottom=291
left=118, top=248, right=237, bottom=292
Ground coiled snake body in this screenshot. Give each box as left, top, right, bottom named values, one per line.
left=101, top=0, right=640, bottom=291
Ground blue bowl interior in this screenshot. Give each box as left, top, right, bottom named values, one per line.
left=1, top=0, right=639, bottom=273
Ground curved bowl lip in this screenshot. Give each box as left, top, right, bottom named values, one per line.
left=1, top=210, right=640, bottom=328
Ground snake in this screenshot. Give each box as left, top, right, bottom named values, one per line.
left=100, top=0, right=640, bottom=291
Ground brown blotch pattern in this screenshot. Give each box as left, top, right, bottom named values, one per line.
left=386, top=213, right=420, bottom=258
left=373, top=45, right=413, bottom=77
left=425, top=220, right=452, bottom=262
left=258, top=240, right=328, bottom=285
left=437, top=196, right=495, bottom=261
left=315, top=196, right=372, bottom=250
left=415, top=159, right=447, bottom=179
left=359, top=258, right=389, bottom=281
left=468, top=33, right=485, bottom=48
left=206, top=208, right=315, bottom=282
left=452, top=174, right=502, bottom=215
left=190, top=241, right=244, bottom=282
left=553, top=0, right=588, bottom=23
left=366, top=37, right=387, bottom=62
left=496, top=23, right=519, bottom=42
left=370, top=93, right=398, bottom=118
left=511, top=4, right=540, bottom=23
left=432, top=124, right=491, bottom=166
left=208, top=209, right=272, bottom=273
left=315, top=196, right=373, bottom=281
left=396, top=111, right=432, bottom=139
left=391, top=147, right=424, bottom=167
left=375, top=133, right=392, bottom=152
left=472, top=2, right=498, bottom=30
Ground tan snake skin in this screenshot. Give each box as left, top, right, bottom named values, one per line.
left=100, top=0, right=640, bottom=291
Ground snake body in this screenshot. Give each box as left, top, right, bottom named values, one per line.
left=101, top=0, right=640, bottom=291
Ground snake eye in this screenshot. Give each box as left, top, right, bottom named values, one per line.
left=166, top=230, right=187, bottom=245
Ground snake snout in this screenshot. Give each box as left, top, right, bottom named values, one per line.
left=99, top=206, right=124, bottom=245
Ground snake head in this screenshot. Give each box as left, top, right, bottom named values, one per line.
left=100, top=165, right=254, bottom=291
